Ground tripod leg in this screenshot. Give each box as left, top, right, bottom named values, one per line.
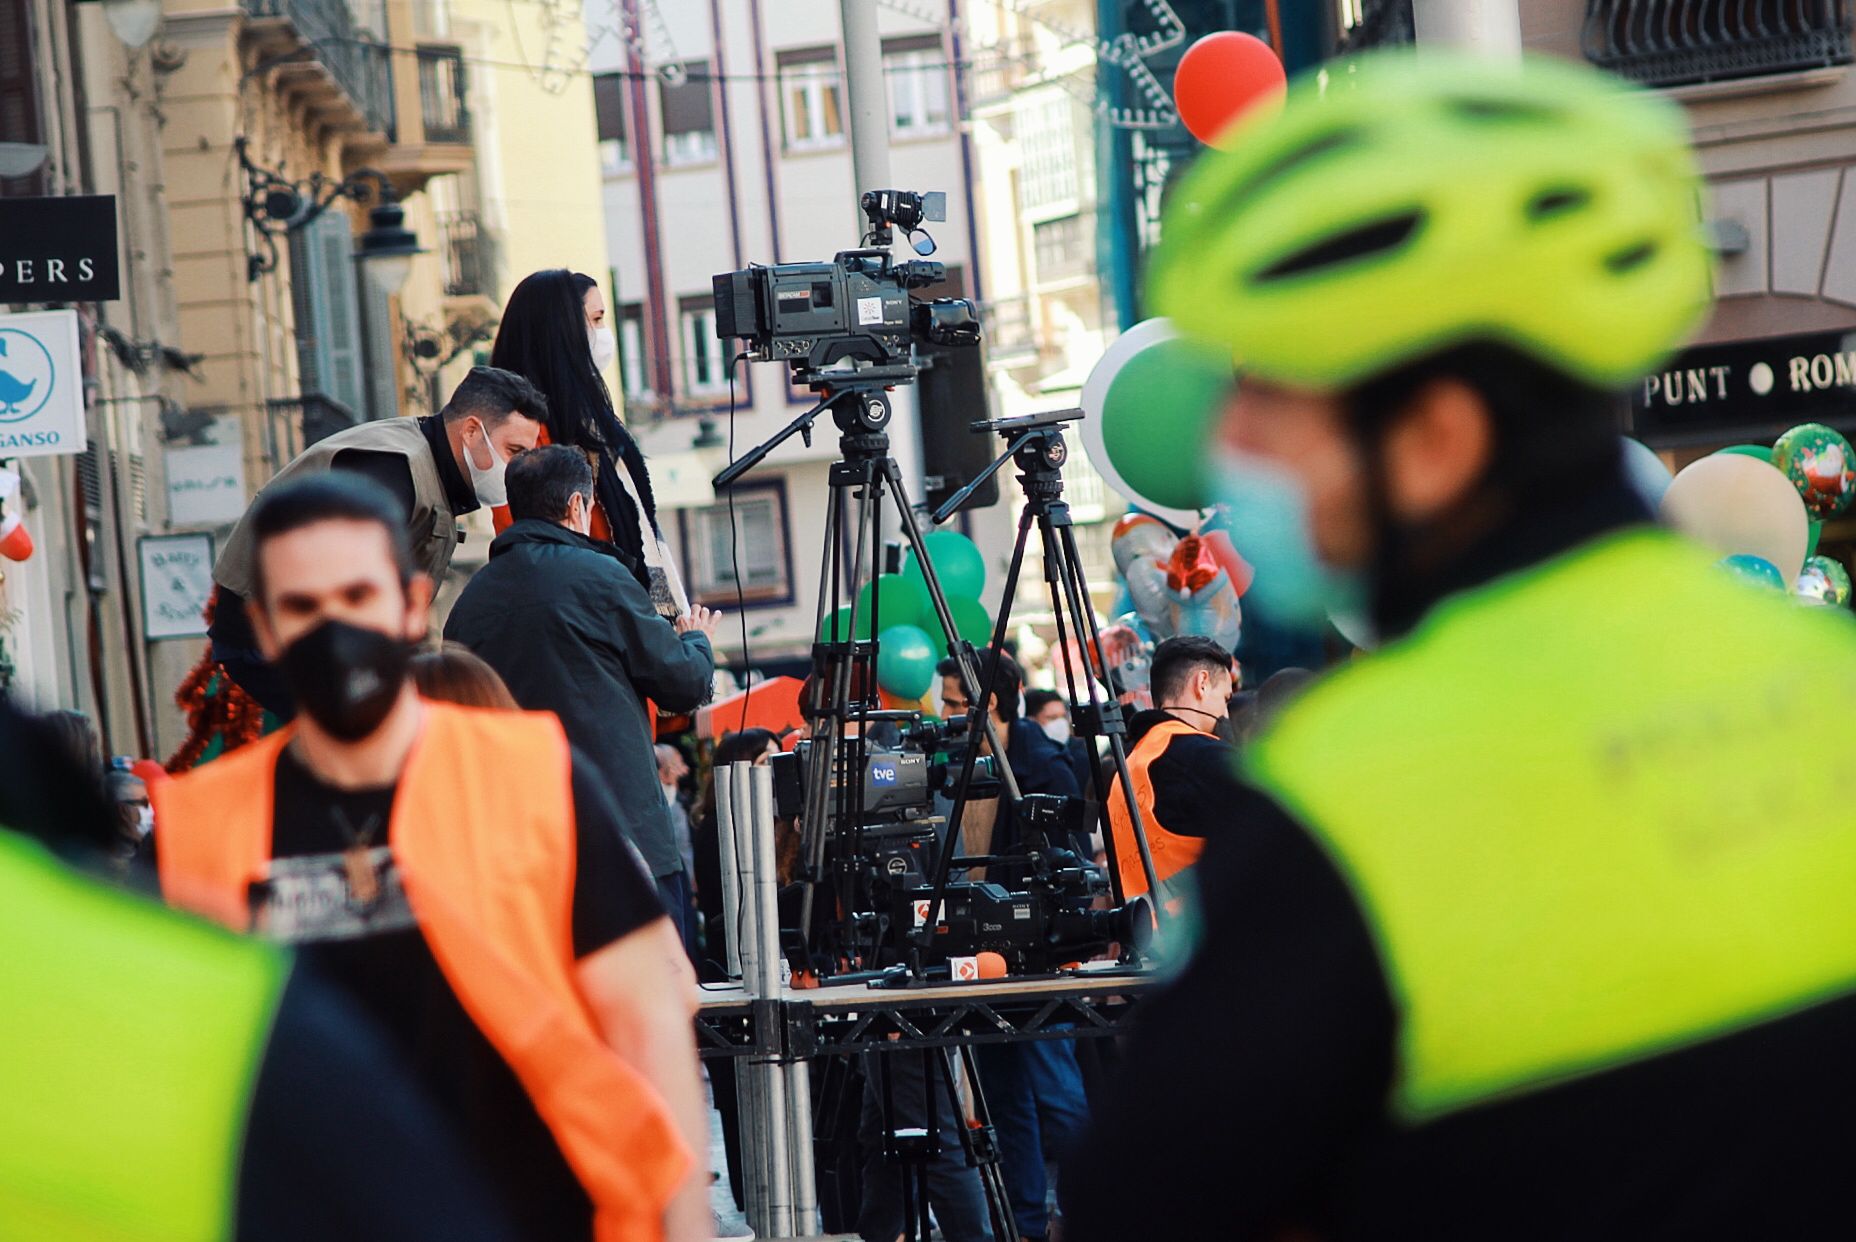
left=1055, top=520, right=1168, bottom=918
left=916, top=502, right=1038, bottom=949
left=882, top=459, right=1024, bottom=806
left=956, top=1043, right=1019, bottom=1242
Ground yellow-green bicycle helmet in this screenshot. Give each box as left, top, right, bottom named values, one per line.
left=1149, top=50, right=1713, bottom=390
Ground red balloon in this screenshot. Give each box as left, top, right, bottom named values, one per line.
left=1173, top=31, right=1286, bottom=148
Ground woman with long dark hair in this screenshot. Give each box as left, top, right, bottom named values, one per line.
left=490, top=269, right=689, bottom=619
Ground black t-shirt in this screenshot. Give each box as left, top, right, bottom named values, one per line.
left=253, top=743, right=661, bottom=1242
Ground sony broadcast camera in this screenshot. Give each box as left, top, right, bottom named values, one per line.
left=712, top=190, right=980, bottom=386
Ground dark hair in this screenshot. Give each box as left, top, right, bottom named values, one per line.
left=1023, top=689, right=1065, bottom=719
left=411, top=643, right=518, bottom=709
left=507, top=444, right=594, bottom=524
left=490, top=270, right=659, bottom=549
left=1150, top=635, right=1234, bottom=706
left=440, top=365, right=549, bottom=429
left=1346, top=343, right=1619, bottom=479
left=697, top=727, right=780, bottom=826
left=937, top=649, right=1024, bottom=720
left=40, top=709, right=102, bottom=778
left=249, top=473, right=414, bottom=603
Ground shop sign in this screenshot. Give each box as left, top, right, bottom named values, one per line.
left=0, top=309, right=85, bottom=458
left=1631, top=330, right=1856, bottom=444
left=0, top=195, right=120, bottom=303
left=138, top=532, right=215, bottom=640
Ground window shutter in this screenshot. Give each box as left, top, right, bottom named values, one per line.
left=289, top=211, right=366, bottom=419
left=594, top=72, right=627, bottom=143
left=660, top=60, right=713, bottom=137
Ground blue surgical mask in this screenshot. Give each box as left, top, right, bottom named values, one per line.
left=1211, top=445, right=1364, bottom=632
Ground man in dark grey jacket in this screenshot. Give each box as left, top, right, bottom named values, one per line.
left=445, top=445, right=719, bottom=924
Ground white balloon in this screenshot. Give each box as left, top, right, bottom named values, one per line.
left=1660, top=453, right=1810, bottom=586
left=1079, top=318, right=1206, bottom=528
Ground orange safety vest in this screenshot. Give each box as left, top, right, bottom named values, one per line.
left=1106, top=717, right=1208, bottom=905
left=150, top=701, right=690, bottom=1242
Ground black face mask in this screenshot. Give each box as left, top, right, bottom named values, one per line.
left=277, top=619, right=413, bottom=741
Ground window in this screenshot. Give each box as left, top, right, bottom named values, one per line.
left=1016, top=91, right=1080, bottom=213
left=659, top=60, right=716, bottom=165
left=681, top=484, right=793, bottom=606
left=678, top=296, right=728, bottom=396
left=594, top=72, right=630, bottom=173
left=1032, top=214, right=1088, bottom=285
left=617, top=302, right=650, bottom=400
left=779, top=49, right=844, bottom=150
left=884, top=37, right=949, bottom=136
left=287, top=211, right=366, bottom=419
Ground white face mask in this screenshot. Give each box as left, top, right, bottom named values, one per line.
left=589, top=325, right=618, bottom=371
left=1041, top=716, right=1072, bottom=746
left=135, top=806, right=155, bottom=838
left=463, top=418, right=510, bottom=508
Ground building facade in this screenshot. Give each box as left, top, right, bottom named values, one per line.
left=1, top=0, right=610, bottom=758
left=591, top=0, right=1006, bottom=675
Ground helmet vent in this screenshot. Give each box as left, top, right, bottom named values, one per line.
left=1447, top=96, right=1560, bottom=124
left=1215, top=130, right=1362, bottom=216
left=1252, top=211, right=1425, bottom=284
left=1527, top=187, right=1590, bottom=221
left=1604, top=240, right=1658, bottom=275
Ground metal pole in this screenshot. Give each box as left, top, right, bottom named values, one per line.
left=749, top=764, right=794, bottom=1237
left=785, top=1059, right=818, bottom=1234
left=728, top=762, right=768, bottom=1230
left=838, top=0, right=892, bottom=214
left=1411, top=0, right=1522, bottom=57
left=716, top=763, right=742, bottom=978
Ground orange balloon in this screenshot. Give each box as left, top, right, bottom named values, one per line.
left=1173, top=31, right=1286, bottom=149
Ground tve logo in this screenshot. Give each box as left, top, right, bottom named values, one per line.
left=870, top=760, right=898, bottom=785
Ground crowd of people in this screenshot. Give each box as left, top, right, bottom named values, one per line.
left=13, top=44, right=1856, bottom=1242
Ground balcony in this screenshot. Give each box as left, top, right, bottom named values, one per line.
left=417, top=46, right=472, bottom=144
left=1583, top=0, right=1853, bottom=89
left=984, top=294, right=1041, bottom=369
left=439, top=209, right=495, bottom=299
left=242, top=0, right=396, bottom=140
left=271, top=393, right=361, bottom=449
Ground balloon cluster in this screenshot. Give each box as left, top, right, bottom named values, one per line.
left=1085, top=514, right=1248, bottom=708
left=820, top=530, right=993, bottom=704
left=1643, top=422, right=1856, bottom=607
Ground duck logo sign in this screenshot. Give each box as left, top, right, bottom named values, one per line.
left=0, top=310, right=83, bottom=458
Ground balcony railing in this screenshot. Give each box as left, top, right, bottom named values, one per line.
left=1338, top=0, right=1415, bottom=52
left=417, top=45, right=472, bottom=143
left=439, top=209, right=494, bottom=298
left=1584, top=0, right=1854, bottom=88
left=244, top=0, right=397, bottom=138
left=983, top=294, right=1039, bottom=365
left=271, top=393, right=361, bottom=448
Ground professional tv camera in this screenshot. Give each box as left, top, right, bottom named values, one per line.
left=769, top=714, right=999, bottom=827
left=712, top=190, right=980, bottom=389
left=898, top=818, right=1153, bottom=976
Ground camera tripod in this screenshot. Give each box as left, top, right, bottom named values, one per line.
left=714, top=370, right=1026, bottom=969
left=911, top=410, right=1169, bottom=962
left=871, top=1043, right=1015, bottom=1242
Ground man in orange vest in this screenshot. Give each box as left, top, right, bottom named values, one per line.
left=1105, top=635, right=1237, bottom=907
left=150, top=472, right=709, bottom=1242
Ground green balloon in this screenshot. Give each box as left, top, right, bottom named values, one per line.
left=903, top=530, right=987, bottom=601
left=947, top=595, right=994, bottom=646
left=818, top=604, right=869, bottom=642
left=876, top=624, right=938, bottom=700
left=856, top=573, right=933, bottom=633
left=1099, top=336, right=1231, bottom=511
left=1716, top=444, right=1775, bottom=463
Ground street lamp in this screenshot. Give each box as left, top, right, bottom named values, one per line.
left=353, top=193, right=426, bottom=422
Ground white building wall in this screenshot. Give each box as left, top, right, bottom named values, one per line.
left=590, top=0, right=1010, bottom=669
